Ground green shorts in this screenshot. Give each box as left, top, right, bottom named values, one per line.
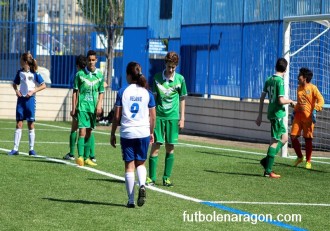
left=154, top=118, right=179, bottom=144
left=77, top=111, right=96, bottom=129
left=270, top=118, right=286, bottom=141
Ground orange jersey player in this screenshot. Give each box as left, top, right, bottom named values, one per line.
left=291, top=67, right=324, bottom=169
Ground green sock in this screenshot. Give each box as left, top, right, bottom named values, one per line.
left=84, top=137, right=91, bottom=160
left=265, top=147, right=277, bottom=174
left=69, top=131, right=77, bottom=156
left=163, top=153, right=174, bottom=180
left=77, top=137, right=84, bottom=158
left=149, top=156, right=158, bottom=182
left=275, top=141, right=284, bottom=154
left=89, top=133, right=95, bottom=158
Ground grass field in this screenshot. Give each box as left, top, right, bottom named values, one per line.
left=0, top=119, right=329, bottom=231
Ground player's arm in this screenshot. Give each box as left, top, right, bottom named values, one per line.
left=110, top=106, right=122, bottom=148
left=149, top=107, right=156, bottom=143
left=278, top=96, right=294, bottom=106
left=96, top=92, right=104, bottom=116
left=71, top=89, right=78, bottom=116
left=12, top=83, right=22, bottom=97
left=255, top=92, right=266, bottom=126
left=33, top=82, right=46, bottom=94
left=314, top=87, right=324, bottom=111
left=179, top=97, right=185, bottom=129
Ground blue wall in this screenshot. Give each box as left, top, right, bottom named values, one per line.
left=122, top=0, right=330, bottom=102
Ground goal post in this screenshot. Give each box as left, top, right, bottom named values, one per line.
left=282, top=14, right=330, bottom=157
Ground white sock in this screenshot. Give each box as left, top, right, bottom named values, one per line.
left=136, top=165, right=146, bottom=187
left=14, top=128, right=22, bottom=150
left=125, top=172, right=135, bottom=204
left=29, top=129, right=35, bottom=150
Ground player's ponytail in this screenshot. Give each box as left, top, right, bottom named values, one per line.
left=126, top=61, right=149, bottom=89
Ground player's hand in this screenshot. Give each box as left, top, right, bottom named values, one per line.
left=255, top=116, right=262, bottom=126
left=110, top=134, right=116, bottom=148
left=178, top=119, right=184, bottom=130
left=15, top=90, right=22, bottom=97
left=70, top=110, right=76, bottom=117
left=290, top=101, right=296, bottom=108
left=26, top=90, right=34, bottom=98
left=150, top=134, right=154, bottom=144
left=96, top=106, right=103, bottom=116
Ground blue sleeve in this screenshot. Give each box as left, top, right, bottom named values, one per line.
left=115, top=88, right=124, bottom=107
left=148, top=90, right=156, bottom=108
left=13, top=70, right=21, bottom=85
left=35, top=72, right=45, bottom=84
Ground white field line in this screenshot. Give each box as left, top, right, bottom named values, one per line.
left=1, top=147, right=327, bottom=209
left=4, top=122, right=330, bottom=164
left=207, top=201, right=330, bottom=207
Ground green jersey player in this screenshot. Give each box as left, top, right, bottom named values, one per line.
left=256, top=58, right=294, bottom=178
left=73, top=50, right=104, bottom=167
left=146, top=51, right=187, bottom=186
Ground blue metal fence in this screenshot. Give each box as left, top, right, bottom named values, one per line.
left=0, top=0, right=123, bottom=90
left=2, top=0, right=330, bottom=104
left=121, top=0, right=330, bottom=104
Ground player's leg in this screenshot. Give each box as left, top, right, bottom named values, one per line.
left=27, top=121, right=36, bottom=156
left=264, top=118, right=286, bottom=178
left=83, top=128, right=96, bottom=166
left=83, top=113, right=97, bottom=166
left=303, top=122, right=314, bottom=169
left=89, top=132, right=96, bottom=162
left=76, top=111, right=87, bottom=166
left=146, top=118, right=164, bottom=185
left=26, top=97, right=36, bottom=156
left=122, top=137, right=136, bottom=208
left=64, top=117, right=78, bottom=160
left=9, top=98, right=24, bottom=155
left=162, top=119, right=179, bottom=187
left=291, top=119, right=304, bottom=166
left=135, top=137, right=149, bottom=207
left=9, top=120, right=23, bottom=155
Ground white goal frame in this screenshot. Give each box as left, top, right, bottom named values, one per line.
left=282, top=14, right=330, bottom=157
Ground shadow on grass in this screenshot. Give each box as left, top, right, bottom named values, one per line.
left=42, top=197, right=126, bottom=207
left=23, top=158, right=66, bottom=165
left=204, top=169, right=261, bottom=177
left=88, top=178, right=125, bottom=184
left=198, top=151, right=262, bottom=162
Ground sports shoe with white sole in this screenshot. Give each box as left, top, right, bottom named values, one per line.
left=137, top=185, right=146, bottom=207
left=63, top=153, right=75, bottom=160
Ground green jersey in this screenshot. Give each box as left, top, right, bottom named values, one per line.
left=153, top=71, right=187, bottom=120
left=263, top=74, right=286, bottom=120
left=74, top=68, right=104, bottom=113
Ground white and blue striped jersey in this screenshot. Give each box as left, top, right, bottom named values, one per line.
left=13, top=69, right=45, bottom=97
left=115, top=84, right=156, bottom=139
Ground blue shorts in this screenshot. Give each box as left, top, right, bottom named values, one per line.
left=120, top=136, right=150, bottom=162
left=16, top=96, right=36, bottom=122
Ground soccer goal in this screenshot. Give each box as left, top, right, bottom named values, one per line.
left=282, top=14, right=330, bottom=157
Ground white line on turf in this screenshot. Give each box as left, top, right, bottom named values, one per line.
left=0, top=147, right=328, bottom=208
left=207, top=201, right=330, bottom=207
left=0, top=147, right=321, bottom=231
left=21, top=122, right=330, bottom=163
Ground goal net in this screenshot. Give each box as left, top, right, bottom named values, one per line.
left=283, top=15, right=330, bottom=156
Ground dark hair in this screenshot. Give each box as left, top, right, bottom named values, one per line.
left=299, top=67, right=313, bottom=83
left=21, top=52, right=38, bottom=73
left=275, top=58, right=288, bottom=73
left=86, top=50, right=97, bottom=57
left=126, top=62, right=148, bottom=89
left=76, top=55, right=87, bottom=69
left=165, top=51, right=179, bottom=65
